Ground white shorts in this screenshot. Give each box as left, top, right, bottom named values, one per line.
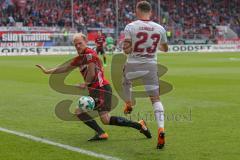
left=122, top=62, right=159, bottom=96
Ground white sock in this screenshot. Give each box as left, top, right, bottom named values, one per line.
left=153, top=101, right=164, bottom=128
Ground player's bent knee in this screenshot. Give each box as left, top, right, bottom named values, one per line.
left=75, top=108, right=83, bottom=115
left=99, top=112, right=111, bottom=125
left=101, top=118, right=110, bottom=125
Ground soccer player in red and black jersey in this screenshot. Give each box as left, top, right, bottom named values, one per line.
left=95, top=31, right=107, bottom=66
left=36, top=33, right=151, bottom=141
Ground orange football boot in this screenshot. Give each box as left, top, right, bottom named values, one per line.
left=157, top=128, right=165, bottom=149
left=139, top=120, right=152, bottom=138
left=88, top=132, right=109, bottom=141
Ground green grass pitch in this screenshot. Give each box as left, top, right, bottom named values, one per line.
left=0, top=52, right=240, bottom=160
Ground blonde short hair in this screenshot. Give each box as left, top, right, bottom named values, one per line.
left=72, top=33, right=87, bottom=43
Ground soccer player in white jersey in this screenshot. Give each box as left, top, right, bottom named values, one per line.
left=122, top=1, right=168, bottom=149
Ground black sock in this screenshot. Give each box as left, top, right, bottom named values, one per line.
left=84, top=120, right=105, bottom=134
left=77, top=113, right=105, bottom=134
left=109, top=116, right=141, bottom=130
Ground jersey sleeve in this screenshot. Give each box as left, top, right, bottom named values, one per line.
left=124, top=24, right=132, bottom=40
left=70, top=56, right=80, bottom=66
left=160, top=27, right=168, bottom=44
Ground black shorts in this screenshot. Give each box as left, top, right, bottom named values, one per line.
left=96, top=47, right=105, bottom=55
left=89, top=84, right=112, bottom=113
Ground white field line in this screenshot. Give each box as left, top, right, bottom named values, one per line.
left=0, top=127, right=121, bottom=160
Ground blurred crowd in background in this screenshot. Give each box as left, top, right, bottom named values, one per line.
left=0, top=0, right=240, bottom=44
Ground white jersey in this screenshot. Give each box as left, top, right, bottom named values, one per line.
left=124, top=20, right=167, bottom=63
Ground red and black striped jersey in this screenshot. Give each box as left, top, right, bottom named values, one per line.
left=95, top=35, right=105, bottom=47
left=70, top=48, right=109, bottom=89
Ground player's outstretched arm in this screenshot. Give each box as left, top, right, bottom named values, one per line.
left=36, top=63, right=76, bottom=74
left=159, top=43, right=168, bottom=52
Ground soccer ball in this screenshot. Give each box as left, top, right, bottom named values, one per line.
left=78, top=96, right=95, bottom=112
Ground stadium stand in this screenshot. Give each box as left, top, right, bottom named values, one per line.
left=0, top=0, right=239, bottom=44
